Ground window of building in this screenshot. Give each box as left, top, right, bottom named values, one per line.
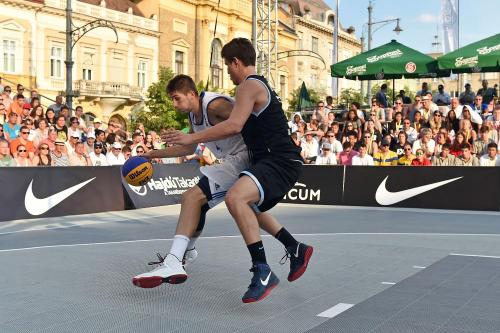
left=2, top=40, right=16, bottom=73
left=298, top=32, right=303, bottom=49
left=175, top=51, right=184, bottom=75
left=210, top=39, right=223, bottom=89
left=50, top=46, right=64, bottom=78
left=137, top=60, right=147, bottom=88
left=82, top=51, right=94, bottom=81
left=311, top=37, right=318, bottom=53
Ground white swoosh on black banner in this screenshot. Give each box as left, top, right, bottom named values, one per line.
left=375, top=176, right=463, bottom=206
left=24, top=178, right=96, bottom=216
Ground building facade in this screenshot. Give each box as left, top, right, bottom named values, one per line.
left=0, top=0, right=159, bottom=129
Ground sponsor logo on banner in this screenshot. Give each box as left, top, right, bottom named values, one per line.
left=477, top=44, right=500, bottom=55
left=346, top=64, right=367, bottom=75
left=128, top=176, right=200, bottom=197
left=405, top=62, right=416, bottom=73
left=367, top=49, right=403, bottom=63
left=455, top=55, right=478, bottom=67
left=284, top=182, right=321, bottom=202
left=375, top=72, right=385, bottom=80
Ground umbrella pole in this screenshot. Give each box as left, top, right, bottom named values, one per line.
left=392, top=78, right=395, bottom=105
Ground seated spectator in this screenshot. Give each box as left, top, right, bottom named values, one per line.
left=288, top=113, right=301, bottom=133
left=89, top=142, right=108, bottom=166
left=479, top=143, right=499, bottom=166
left=308, top=119, right=324, bottom=141
left=9, top=94, right=25, bottom=119
left=69, top=141, right=91, bottom=166
left=54, top=115, right=68, bottom=142
left=301, top=131, right=319, bottom=164
left=398, top=143, right=415, bottom=166
left=0, top=139, right=15, bottom=166
left=338, top=141, right=358, bottom=165
left=45, top=108, right=56, bottom=126
left=41, top=127, right=57, bottom=152
left=31, top=118, right=49, bottom=147
left=30, top=105, right=44, bottom=123
left=350, top=102, right=365, bottom=124
left=0, top=124, right=6, bottom=141
left=459, top=83, right=475, bottom=105
left=411, top=148, right=431, bottom=166
left=391, top=131, right=408, bottom=158
left=412, top=128, right=435, bottom=157
left=65, top=130, right=81, bottom=155
left=429, top=110, right=444, bottom=135
left=345, top=131, right=359, bottom=151
left=330, top=121, right=342, bottom=141
left=406, top=95, right=422, bottom=121
left=51, top=139, right=69, bottom=166
left=323, top=130, right=343, bottom=157
left=473, top=126, right=494, bottom=156
left=460, top=105, right=482, bottom=132
left=32, top=143, right=53, bottom=166
left=388, top=111, right=404, bottom=137
left=412, top=110, right=427, bottom=133
left=373, top=139, right=398, bottom=166
left=106, top=142, right=125, bottom=165
left=363, top=119, right=383, bottom=143
left=4, top=112, right=20, bottom=141
left=122, top=146, right=132, bottom=160
left=454, top=143, right=479, bottom=166
left=344, top=110, right=362, bottom=137
left=315, top=142, right=337, bottom=165
left=432, top=143, right=456, bottom=166
left=402, top=118, right=418, bottom=144
left=10, top=125, right=35, bottom=159
left=351, top=143, right=374, bottom=165
left=365, top=112, right=383, bottom=133
left=59, top=105, right=70, bottom=121
left=135, top=145, right=146, bottom=157
left=361, top=131, right=378, bottom=156
left=311, top=101, right=326, bottom=123
left=85, top=132, right=96, bottom=154
left=67, top=117, right=82, bottom=139
left=20, top=103, right=32, bottom=123
left=434, top=132, right=449, bottom=156
left=14, top=144, right=32, bottom=166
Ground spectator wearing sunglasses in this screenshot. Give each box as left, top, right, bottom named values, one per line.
left=397, top=143, right=415, bottom=166
left=51, top=139, right=69, bottom=166
left=411, top=148, right=431, bottom=166
left=14, top=144, right=32, bottom=166
left=32, top=144, right=53, bottom=166
left=89, top=142, right=108, bottom=166
left=106, top=142, right=125, bottom=165
left=4, top=112, right=20, bottom=141
left=1, top=86, right=13, bottom=110
left=10, top=125, right=35, bottom=159
left=0, top=139, right=15, bottom=166
left=67, top=117, right=82, bottom=139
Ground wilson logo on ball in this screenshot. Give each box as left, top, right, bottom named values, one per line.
left=122, top=156, right=154, bottom=186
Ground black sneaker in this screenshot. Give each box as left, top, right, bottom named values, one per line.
left=281, top=243, right=314, bottom=282
left=242, top=263, right=279, bottom=303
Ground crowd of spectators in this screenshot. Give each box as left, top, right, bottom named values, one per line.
left=0, top=82, right=220, bottom=167
left=290, top=80, right=500, bottom=167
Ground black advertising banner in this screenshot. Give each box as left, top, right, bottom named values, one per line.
left=281, top=165, right=344, bottom=205
left=0, top=166, right=125, bottom=222
left=343, top=166, right=500, bottom=211
left=123, top=164, right=202, bottom=209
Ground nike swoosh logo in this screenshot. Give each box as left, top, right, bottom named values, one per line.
left=260, top=272, right=272, bottom=286
left=375, top=176, right=462, bottom=206
left=294, top=244, right=300, bottom=258
left=24, top=178, right=96, bottom=215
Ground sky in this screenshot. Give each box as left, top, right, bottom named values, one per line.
left=325, top=0, right=499, bottom=54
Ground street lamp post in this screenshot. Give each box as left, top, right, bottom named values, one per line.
left=366, top=0, right=402, bottom=101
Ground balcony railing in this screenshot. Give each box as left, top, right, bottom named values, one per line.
left=73, top=80, right=144, bottom=100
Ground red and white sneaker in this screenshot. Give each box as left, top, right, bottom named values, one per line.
left=132, top=254, right=187, bottom=288
left=183, top=248, right=198, bottom=268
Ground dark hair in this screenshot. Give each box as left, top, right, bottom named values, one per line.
left=351, top=102, right=360, bottom=109
left=342, top=141, right=351, bottom=149
left=358, top=143, right=367, bottom=149
left=221, top=38, right=256, bottom=66
left=75, top=106, right=83, bottom=111
left=69, top=116, right=78, bottom=123
left=60, top=105, right=69, bottom=112
left=132, top=132, right=142, bottom=139
left=106, top=133, right=116, bottom=145
left=442, top=143, right=451, bottom=150
left=20, top=125, right=29, bottom=131
left=16, top=94, right=25, bottom=100
left=167, top=74, right=198, bottom=96
left=95, top=129, right=105, bottom=137
left=479, top=126, right=489, bottom=134
left=122, top=146, right=132, bottom=154
left=381, top=84, right=387, bottom=90
left=346, top=130, right=357, bottom=138
left=460, top=143, right=471, bottom=150
left=487, top=142, right=498, bottom=150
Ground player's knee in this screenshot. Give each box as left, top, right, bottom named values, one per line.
left=224, top=188, right=241, bottom=210
left=181, top=187, right=205, bottom=207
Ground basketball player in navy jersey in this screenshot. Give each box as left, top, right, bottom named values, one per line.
left=165, top=39, right=313, bottom=303
left=132, top=75, right=311, bottom=296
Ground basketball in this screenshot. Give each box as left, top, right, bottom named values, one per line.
left=122, top=156, right=154, bottom=186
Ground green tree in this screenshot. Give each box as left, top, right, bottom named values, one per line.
left=131, top=67, right=189, bottom=132
left=339, top=88, right=363, bottom=109
left=287, top=86, right=321, bottom=112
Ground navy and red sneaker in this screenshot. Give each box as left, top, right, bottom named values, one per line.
left=281, top=243, right=314, bottom=282
left=242, top=263, right=279, bottom=303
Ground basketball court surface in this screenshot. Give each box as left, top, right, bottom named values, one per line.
left=2, top=203, right=500, bottom=333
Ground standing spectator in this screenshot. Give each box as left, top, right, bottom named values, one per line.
left=399, top=90, right=412, bottom=104
left=473, top=126, right=494, bottom=156
left=411, top=148, right=431, bottom=166
left=89, top=142, right=108, bottom=166
left=479, top=143, right=499, bottom=166
left=69, top=141, right=91, bottom=166
left=45, top=108, right=56, bottom=126
left=412, top=128, right=435, bottom=157
left=48, top=95, right=64, bottom=116
left=398, top=143, right=415, bottom=166
left=391, top=131, right=408, bottom=158
left=315, top=142, right=336, bottom=165
left=54, top=115, right=68, bottom=141
left=301, top=131, right=319, bottom=164
left=433, top=84, right=451, bottom=106
left=432, top=143, right=456, bottom=166
left=338, top=141, right=358, bottom=165
left=477, top=80, right=497, bottom=104
left=352, top=143, right=374, bottom=165
left=417, top=82, right=430, bottom=96
left=106, top=142, right=125, bottom=165
left=361, top=131, right=378, bottom=156
left=8, top=94, right=25, bottom=119
left=3, top=112, right=20, bottom=141
left=373, top=139, right=398, bottom=166
left=0, top=139, right=15, bottom=166
left=10, top=125, right=35, bottom=159
left=375, top=83, right=388, bottom=108
left=32, top=143, right=53, bottom=166
left=459, top=83, right=475, bottom=105
left=454, top=143, right=479, bottom=166
left=14, top=144, right=32, bottom=166
left=51, top=139, right=69, bottom=166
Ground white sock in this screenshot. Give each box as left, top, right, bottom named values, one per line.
left=169, top=235, right=189, bottom=261
left=187, top=236, right=198, bottom=251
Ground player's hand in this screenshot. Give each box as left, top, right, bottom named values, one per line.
left=142, top=150, right=154, bottom=161
left=162, top=129, right=193, bottom=146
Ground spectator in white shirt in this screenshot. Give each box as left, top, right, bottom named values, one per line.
left=479, top=143, right=499, bottom=166
left=106, top=141, right=126, bottom=165
left=412, top=128, right=436, bottom=157
left=352, top=143, right=374, bottom=165
left=89, top=142, right=108, bottom=166
left=315, top=142, right=337, bottom=165
left=301, top=131, right=319, bottom=164
left=323, top=130, right=343, bottom=156
left=402, top=118, right=418, bottom=144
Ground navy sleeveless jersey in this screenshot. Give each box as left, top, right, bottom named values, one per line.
left=241, top=75, right=302, bottom=161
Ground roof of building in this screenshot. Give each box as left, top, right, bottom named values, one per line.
left=285, top=0, right=332, bottom=22
left=78, top=0, right=144, bottom=17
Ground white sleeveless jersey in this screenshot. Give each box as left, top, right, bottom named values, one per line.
left=189, top=91, right=246, bottom=159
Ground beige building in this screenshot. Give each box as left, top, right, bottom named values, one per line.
left=0, top=0, right=159, bottom=130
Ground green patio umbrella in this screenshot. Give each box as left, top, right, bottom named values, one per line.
left=296, top=81, right=314, bottom=111
left=331, top=40, right=448, bottom=80
left=437, top=33, right=500, bottom=73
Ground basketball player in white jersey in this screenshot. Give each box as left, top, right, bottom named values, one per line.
left=132, top=75, right=303, bottom=289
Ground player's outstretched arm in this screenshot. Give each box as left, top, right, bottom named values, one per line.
left=143, top=143, right=197, bottom=160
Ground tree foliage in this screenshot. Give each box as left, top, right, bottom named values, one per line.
left=339, top=88, right=364, bottom=109
left=287, top=86, right=321, bottom=112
